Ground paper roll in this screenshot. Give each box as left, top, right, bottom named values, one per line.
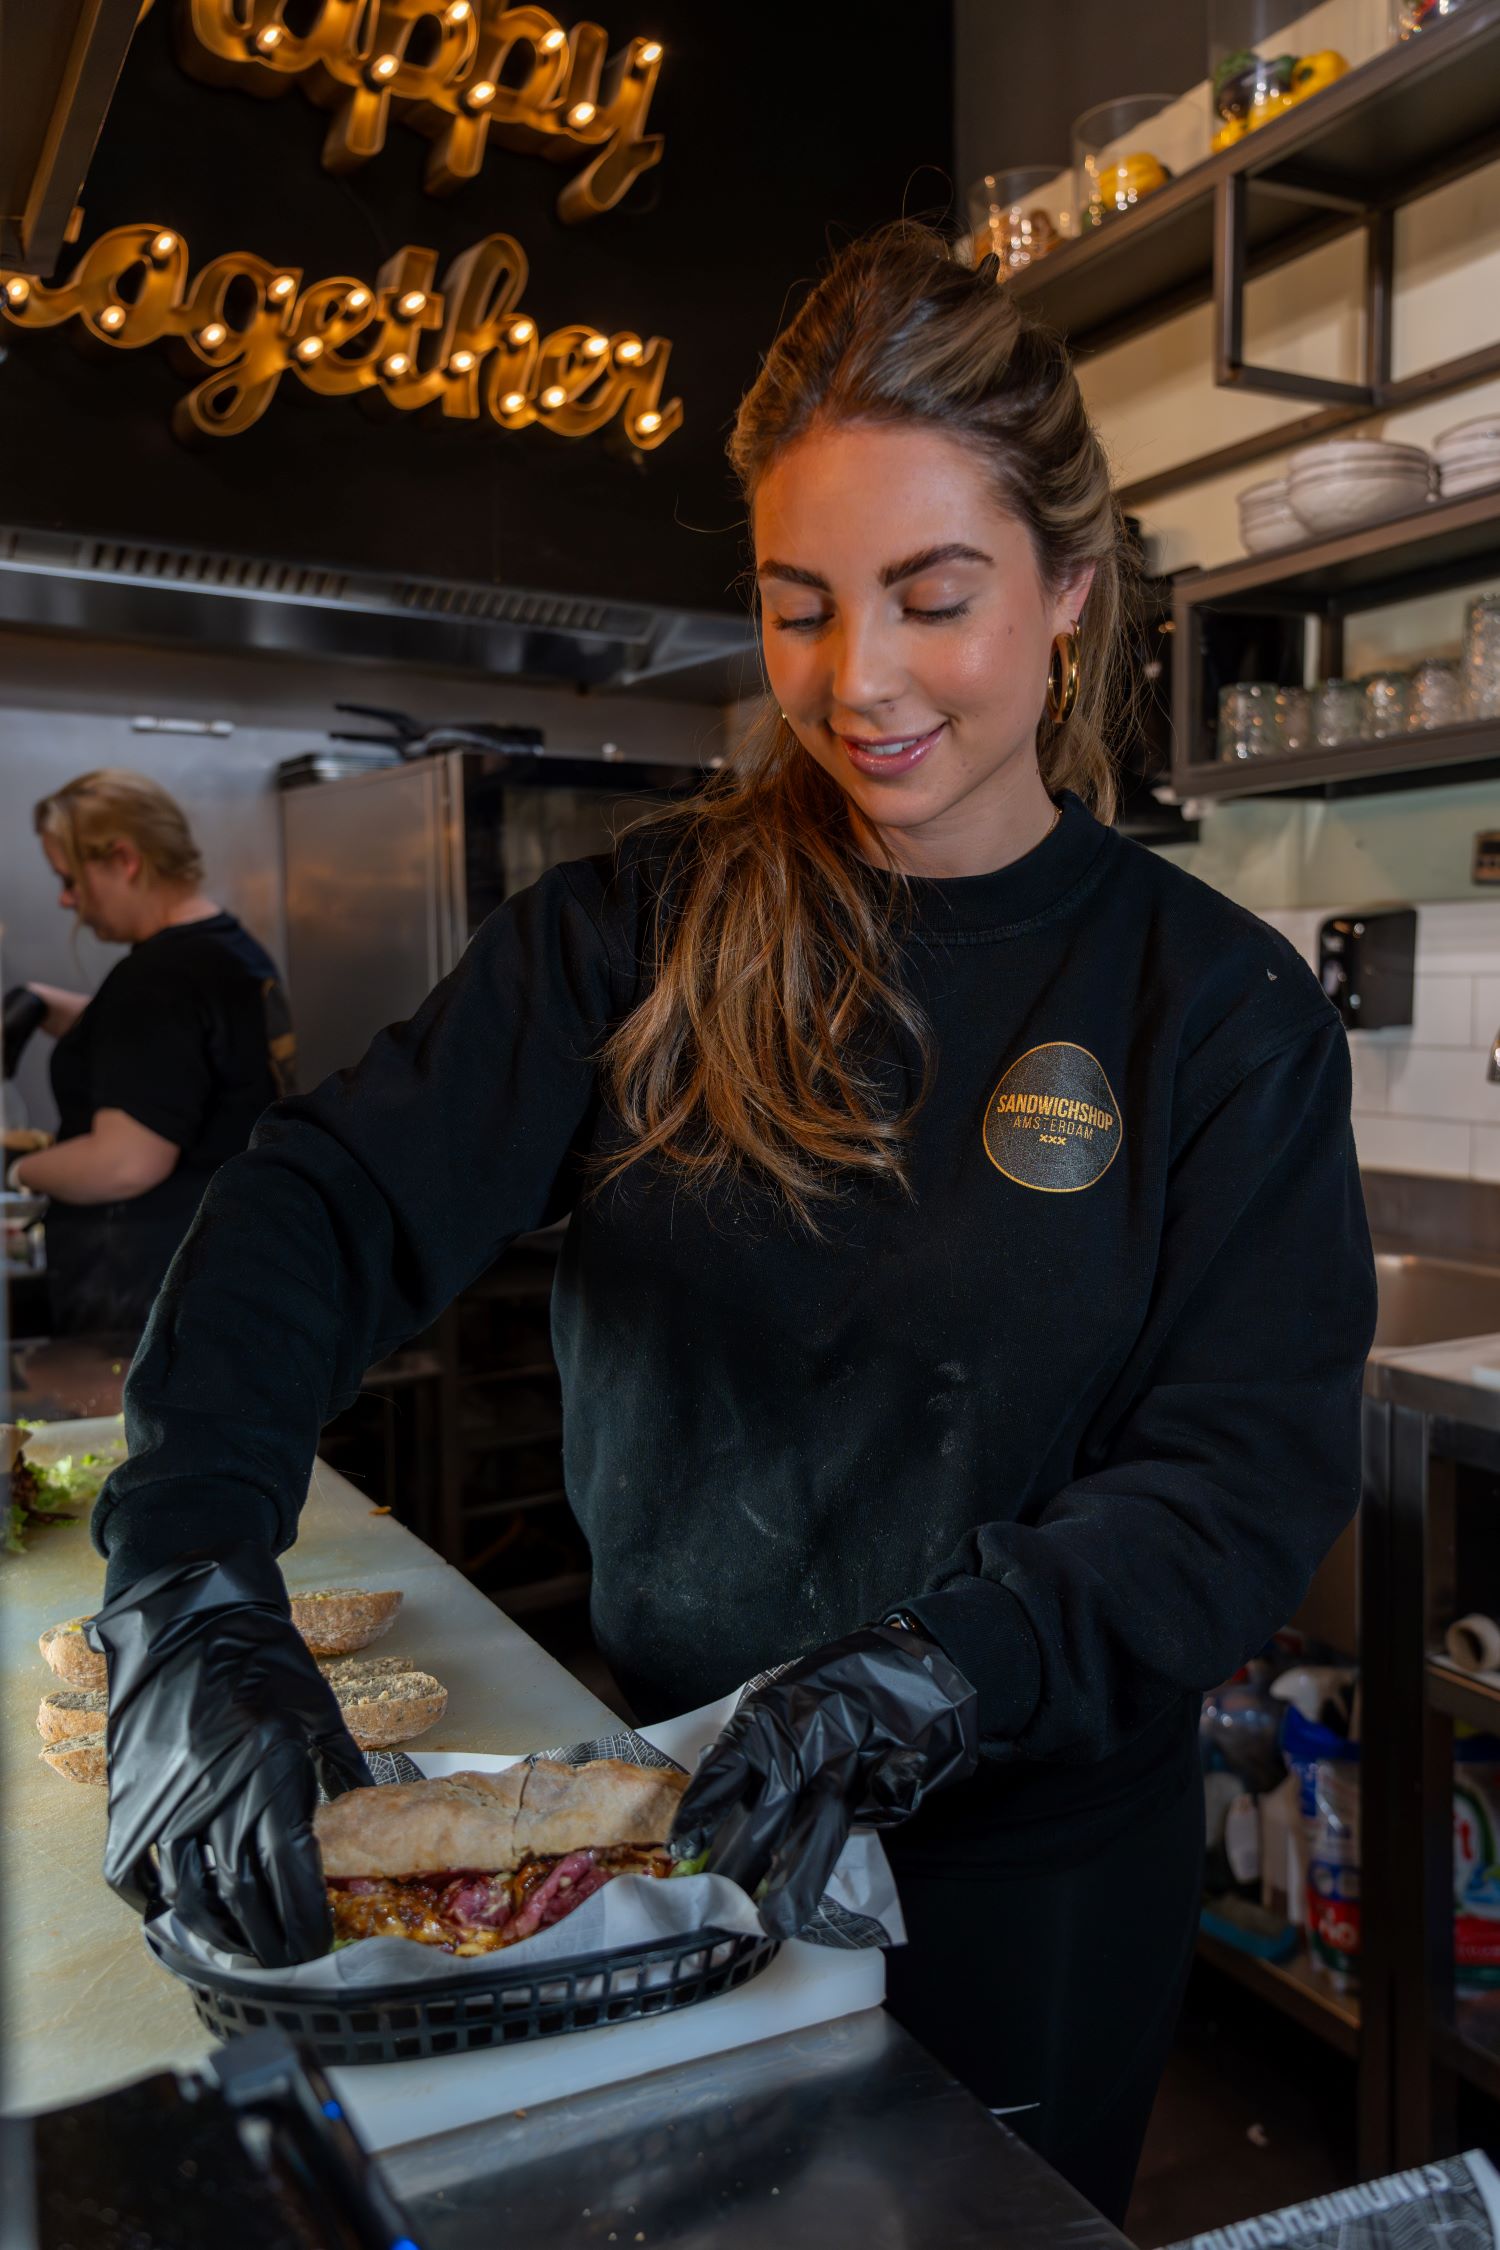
left=1446, top=1613, right=1500, bottom=1674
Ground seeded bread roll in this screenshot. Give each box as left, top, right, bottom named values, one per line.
left=40, top=1731, right=107, bottom=1785
left=38, top=1688, right=109, bottom=1744
left=289, top=1588, right=402, bottom=1657
left=39, top=1616, right=107, bottom=1690
left=339, top=1670, right=448, bottom=1749
left=318, top=1651, right=412, bottom=1685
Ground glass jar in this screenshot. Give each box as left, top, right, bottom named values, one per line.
left=1393, top=0, right=1469, bottom=36
left=1274, top=684, right=1313, bottom=754
left=1362, top=668, right=1412, bottom=738
left=1407, top=657, right=1464, bottom=730
left=1072, top=97, right=1179, bottom=231
left=1314, top=678, right=1366, bottom=747
left=1210, top=1, right=1386, bottom=153
left=1218, top=680, right=1278, bottom=761
left=1466, top=593, right=1500, bottom=719
left=965, top=168, right=1072, bottom=280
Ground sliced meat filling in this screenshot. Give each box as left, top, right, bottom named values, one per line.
left=327, top=1844, right=673, bottom=1954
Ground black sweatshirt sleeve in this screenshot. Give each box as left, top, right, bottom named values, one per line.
left=902, top=1013, right=1376, bottom=1763
left=92, top=864, right=617, bottom=1599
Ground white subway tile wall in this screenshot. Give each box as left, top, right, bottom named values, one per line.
left=1257, top=901, right=1500, bottom=1180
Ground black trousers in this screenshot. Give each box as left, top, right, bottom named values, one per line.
left=883, top=1753, right=1204, bottom=2229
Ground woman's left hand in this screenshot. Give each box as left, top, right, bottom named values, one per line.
left=669, top=1623, right=978, bottom=1937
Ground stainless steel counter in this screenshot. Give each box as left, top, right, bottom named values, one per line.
left=383, top=2007, right=1129, bottom=2250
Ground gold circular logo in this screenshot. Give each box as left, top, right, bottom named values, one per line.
left=982, top=1042, right=1123, bottom=1194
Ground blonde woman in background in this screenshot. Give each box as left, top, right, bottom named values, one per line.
left=4, top=770, right=294, bottom=1335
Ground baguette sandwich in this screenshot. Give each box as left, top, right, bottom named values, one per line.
left=315, top=1758, right=688, bottom=1956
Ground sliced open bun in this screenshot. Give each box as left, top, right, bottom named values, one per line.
left=41, top=1730, right=107, bottom=1785
left=318, top=1651, right=412, bottom=1684
left=290, top=1587, right=402, bottom=1657
left=337, top=1669, right=448, bottom=1749
left=38, top=1688, right=109, bottom=1744
left=39, top=1616, right=107, bottom=1690
left=315, top=1757, right=688, bottom=1879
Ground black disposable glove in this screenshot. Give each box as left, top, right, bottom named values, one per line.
left=669, top=1623, right=979, bottom=1939
left=88, top=1544, right=371, bottom=1967
left=2, top=985, right=46, bottom=1079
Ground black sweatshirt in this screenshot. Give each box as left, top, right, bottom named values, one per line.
left=94, top=793, right=1376, bottom=1785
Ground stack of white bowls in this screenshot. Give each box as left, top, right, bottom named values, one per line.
left=1434, top=416, right=1500, bottom=500
left=1237, top=476, right=1303, bottom=554
left=1283, top=438, right=1432, bottom=538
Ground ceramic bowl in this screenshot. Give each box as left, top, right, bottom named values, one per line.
left=1286, top=462, right=1431, bottom=537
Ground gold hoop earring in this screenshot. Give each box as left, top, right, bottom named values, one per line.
left=1046, top=628, right=1081, bottom=724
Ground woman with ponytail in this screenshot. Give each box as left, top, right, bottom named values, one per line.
left=86, top=226, right=1374, bottom=2219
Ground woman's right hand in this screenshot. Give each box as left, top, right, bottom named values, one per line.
left=89, top=1545, right=370, bottom=1966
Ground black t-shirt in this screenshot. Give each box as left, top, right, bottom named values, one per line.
left=47, top=913, right=294, bottom=1332
left=97, top=796, right=1376, bottom=1837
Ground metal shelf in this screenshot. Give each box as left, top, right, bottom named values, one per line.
left=1196, top=1929, right=1361, bottom=2057
left=1173, top=488, right=1500, bottom=613
left=1177, top=719, right=1500, bottom=802
left=1006, top=2, right=1500, bottom=355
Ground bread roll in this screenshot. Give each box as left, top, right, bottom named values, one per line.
left=39, top=1616, right=107, bottom=1690
left=290, top=1587, right=402, bottom=1656
left=38, top=1689, right=109, bottom=1744
left=315, top=1758, right=688, bottom=1878
left=41, top=1731, right=107, bottom=1785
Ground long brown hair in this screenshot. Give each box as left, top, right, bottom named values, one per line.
left=599, top=221, right=1138, bottom=1231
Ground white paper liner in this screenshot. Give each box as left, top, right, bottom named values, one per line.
left=145, top=1684, right=904, bottom=1999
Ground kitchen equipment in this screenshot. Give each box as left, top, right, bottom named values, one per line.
left=1465, top=591, right=1500, bottom=718
left=23, top=2029, right=416, bottom=2250
left=965, top=166, right=1072, bottom=278
left=279, top=741, right=698, bottom=1087
left=1408, top=656, right=1464, bottom=729
left=1315, top=676, right=1367, bottom=745
left=1317, top=907, right=1417, bottom=1029
left=1072, top=96, right=1179, bottom=230
left=156, top=1923, right=780, bottom=2068
left=1361, top=666, right=1413, bottom=737
left=1286, top=438, right=1431, bottom=536
left=1237, top=474, right=1304, bottom=553
left=1218, top=679, right=1278, bottom=759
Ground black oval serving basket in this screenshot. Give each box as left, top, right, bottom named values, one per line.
left=152, top=1926, right=781, bottom=2068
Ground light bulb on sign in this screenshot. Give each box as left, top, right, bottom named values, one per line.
left=4, top=277, right=31, bottom=307
left=199, top=321, right=227, bottom=347
left=151, top=232, right=177, bottom=259
left=99, top=305, right=125, bottom=331
left=255, top=24, right=284, bottom=52
left=466, top=79, right=496, bottom=108
left=397, top=291, right=427, bottom=317
left=568, top=101, right=596, bottom=127
left=369, top=52, right=399, bottom=83
left=345, top=285, right=370, bottom=312
left=584, top=334, right=608, bottom=357
left=638, top=40, right=662, bottom=64
left=500, top=390, right=527, bottom=412
left=615, top=338, right=642, bottom=361
left=296, top=336, right=324, bottom=361
left=449, top=349, right=476, bottom=373
left=540, top=384, right=566, bottom=409
left=542, top=26, right=566, bottom=49
left=383, top=351, right=410, bottom=377
left=268, top=275, right=296, bottom=302
left=635, top=409, right=662, bottom=436
left=445, top=0, right=471, bottom=18
left=508, top=318, right=534, bottom=345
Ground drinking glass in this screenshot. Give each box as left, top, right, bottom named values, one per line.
left=1274, top=684, right=1312, bottom=754
left=1362, top=669, right=1411, bottom=739
left=1314, top=678, right=1365, bottom=747
left=1465, top=593, right=1500, bottom=719
left=1407, top=657, right=1463, bottom=730
left=1218, top=681, right=1277, bottom=761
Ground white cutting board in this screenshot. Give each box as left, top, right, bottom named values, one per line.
left=328, top=1940, right=883, bottom=2153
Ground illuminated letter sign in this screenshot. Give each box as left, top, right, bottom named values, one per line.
left=177, top=1, right=665, bottom=218
left=0, top=225, right=682, bottom=445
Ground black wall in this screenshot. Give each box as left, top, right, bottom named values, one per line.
left=0, top=4, right=954, bottom=615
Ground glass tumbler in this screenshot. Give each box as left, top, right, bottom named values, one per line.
left=1274, top=685, right=1312, bottom=754
left=1465, top=593, right=1500, bottom=719
left=1362, top=669, right=1411, bottom=739
left=1407, top=657, right=1464, bottom=730
left=1218, top=681, right=1278, bottom=761
left=1314, top=678, right=1366, bottom=747
left=965, top=168, right=1071, bottom=280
